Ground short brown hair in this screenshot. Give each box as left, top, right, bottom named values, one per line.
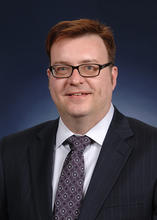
left=46, top=18, right=116, bottom=63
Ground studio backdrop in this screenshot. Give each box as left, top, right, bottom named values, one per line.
left=0, top=0, right=156, bottom=138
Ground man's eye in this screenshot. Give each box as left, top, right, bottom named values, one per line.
left=84, top=65, right=97, bottom=71
left=86, top=66, right=93, bottom=70
left=56, top=66, right=68, bottom=72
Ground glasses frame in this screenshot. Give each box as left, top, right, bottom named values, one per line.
left=49, top=62, right=113, bottom=78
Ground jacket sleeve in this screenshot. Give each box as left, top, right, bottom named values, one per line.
left=153, top=180, right=157, bottom=219
left=0, top=139, right=8, bottom=220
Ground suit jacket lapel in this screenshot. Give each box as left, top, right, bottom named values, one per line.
left=79, top=109, right=134, bottom=220
left=29, top=119, right=59, bottom=220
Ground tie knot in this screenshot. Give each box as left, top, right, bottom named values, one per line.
left=65, top=135, right=92, bottom=153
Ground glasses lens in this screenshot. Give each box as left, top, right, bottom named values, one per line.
left=79, top=64, right=99, bottom=76
left=53, top=65, right=72, bottom=77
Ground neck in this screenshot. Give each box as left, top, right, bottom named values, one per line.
left=60, top=110, right=109, bottom=135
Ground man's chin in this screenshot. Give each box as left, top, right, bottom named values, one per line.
left=69, top=112, right=88, bottom=118
left=64, top=109, right=90, bottom=119
left=59, top=105, right=91, bottom=120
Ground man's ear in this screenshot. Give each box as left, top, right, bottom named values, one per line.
left=47, top=68, right=52, bottom=79
left=47, top=68, right=52, bottom=89
left=111, top=66, right=118, bottom=91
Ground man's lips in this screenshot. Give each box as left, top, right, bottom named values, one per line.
left=65, top=92, right=91, bottom=96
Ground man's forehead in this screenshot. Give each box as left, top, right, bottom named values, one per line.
left=49, top=34, right=108, bottom=65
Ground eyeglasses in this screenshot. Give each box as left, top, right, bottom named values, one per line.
left=49, top=62, right=113, bottom=78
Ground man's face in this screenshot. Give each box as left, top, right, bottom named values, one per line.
left=47, top=34, right=118, bottom=124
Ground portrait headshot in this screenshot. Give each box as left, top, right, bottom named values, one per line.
left=0, top=1, right=157, bottom=220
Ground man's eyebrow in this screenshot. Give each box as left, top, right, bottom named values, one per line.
left=79, top=59, right=99, bottom=63
left=52, top=59, right=99, bottom=65
left=52, top=61, right=70, bottom=65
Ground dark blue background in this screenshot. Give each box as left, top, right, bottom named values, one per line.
left=0, top=0, right=157, bottom=138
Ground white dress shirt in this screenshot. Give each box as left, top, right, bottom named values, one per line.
left=52, top=104, right=114, bottom=209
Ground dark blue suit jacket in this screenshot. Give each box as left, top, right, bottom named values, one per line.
left=0, top=108, right=157, bottom=220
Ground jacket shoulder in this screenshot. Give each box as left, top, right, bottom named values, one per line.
left=0, top=119, right=59, bottom=147
left=113, top=108, right=157, bottom=140
left=125, top=116, right=157, bottom=147
left=127, top=116, right=157, bottom=134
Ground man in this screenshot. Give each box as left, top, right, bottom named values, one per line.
left=0, top=19, right=157, bottom=220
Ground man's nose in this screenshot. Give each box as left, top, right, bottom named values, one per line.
left=68, top=68, right=84, bottom=85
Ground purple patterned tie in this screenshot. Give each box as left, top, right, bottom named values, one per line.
left=53, top=135, right=92, bottom=220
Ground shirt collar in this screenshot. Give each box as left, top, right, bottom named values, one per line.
left=56, top=104, right=114, bottom=148
left=86, top=104, right=114, bottom=145
left=56, top=118, right=74, bottom=148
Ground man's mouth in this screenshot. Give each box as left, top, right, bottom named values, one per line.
left=67, top=92, right=90, bottom=96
